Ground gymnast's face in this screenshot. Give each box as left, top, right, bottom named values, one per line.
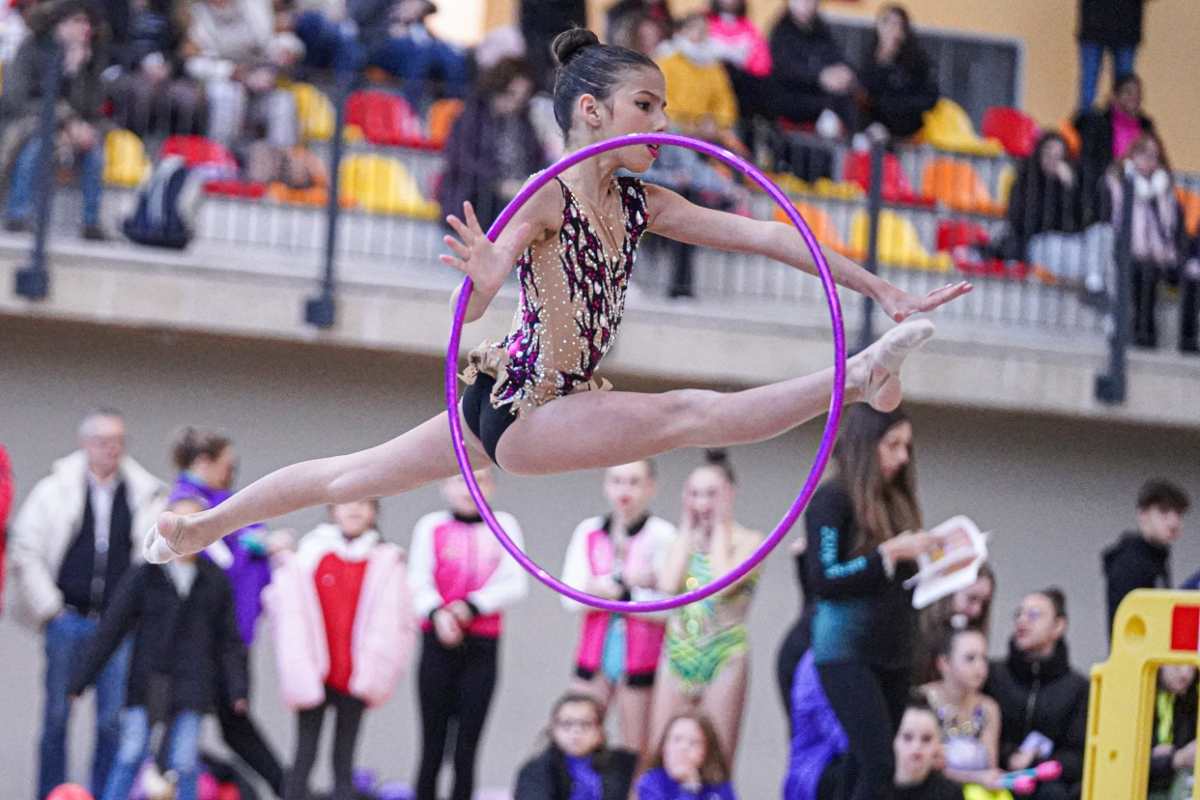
left=938, top=630, right=989, bottom=693
left=441, top=470, right=495, bottom=516
left=552, top=700, right=604, bottom=757
left=604, top=461, right=656, bottom=523
left=876, top=421, right=913, bottom=482
left=894, top=708, right=941, bottom=785
left=682, top=467, right=734, bottom=530
left=578, top=66, right=668, bottom=173
left=662, top=718, right=707, bottom=781
left=331, top=500, right=376, bottom=538
left=952, top=575, right=993, bottom=623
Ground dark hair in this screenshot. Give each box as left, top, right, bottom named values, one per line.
left=650, top=711, right=729, bottom=786
left=550, top=27, right=659, bottom=137
left=914, top=563, right=996, bottom=684
left=1033, top=587, right=1068, bottom=619
left=703, top=449, right=737, bottom=485
left=936, top=624, right=986, bottom=660
left=171, top=426, right=232, bottom=471
left=833, top=405, right=921, bottom=555
left=866, top=3, right=929, bottom=76
left=709, top=0, right=748, bottom=17
left=902, top=691, right=938, bottom=720
left=476, top=57, right=535, bottom=98
left=549, top=692, right=604, bottom=726
left=1113, top=71, right=1141, bottom=94
left=1138, top=479, right=1191, bottom=514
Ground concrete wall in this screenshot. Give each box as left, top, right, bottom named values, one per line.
left=2, top=315, right=1198, bottom=796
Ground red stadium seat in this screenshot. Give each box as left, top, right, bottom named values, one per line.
left=936, top=219, right=991, bottom=252
left=982, top=107, right=1040, bottom=159
left=345, top=90, right=423, bottom=148
left=160, top=136, right=238, bottom=171
left=843, top=150, right=926, bottom=206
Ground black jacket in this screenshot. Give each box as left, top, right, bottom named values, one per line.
left=70, top=560, right=248, bottom=714
left=513, top=746, right=637, bottom=800
left=895, top=772, right=964, bottom=800
left=1102, top=532, right=1170, bottom=638
left=994, top=160, right=1084, bottom=260
left=1074, top=105, right=1155, bottom=224
left=985, top=639, right=1089, bottom=788
left=1150, top=681, right=1198, bottom=791
left=859, top=49, right=938, bottom=138
left=769, top=13, right=850, bottom=95
left=1077, top=0, right=1146, bottom=47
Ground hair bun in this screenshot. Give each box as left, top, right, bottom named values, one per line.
left=704, top=449, right=729, bottom=465
left=552, top=27, right=600, bottom=67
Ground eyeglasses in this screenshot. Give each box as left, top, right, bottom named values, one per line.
left=1013, top=607, right=1046, bottom=623
left=554, top=718, right=599, bottom=732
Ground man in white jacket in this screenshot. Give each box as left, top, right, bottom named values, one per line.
left=9, top=409, right=167, bottom=800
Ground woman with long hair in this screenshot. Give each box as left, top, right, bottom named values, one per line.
left=650, top=451, right=762, bottom=766
left=806, top=404, right=939, bottom=800
left=913, top=563, right=995, bottom=685
left=638, top=710, right=736, bottom=799
left=858, top=4, right=937, bottom=140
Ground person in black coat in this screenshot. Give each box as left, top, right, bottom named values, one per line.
left=69, top=526, right=248, bottom=800
left=858, top=4, right=937, bottom=140
left=436, top=58, right=546, bottom=229
left=985, top=588, right=1088, bottom=800
left=763, top=0, right=856, bottom=131
left=1102, top=479, right=1189, bottom=639
left=1074, top=73, right=1155, bottom=225
left=988, top=133, right=1083, bottom=262
left=514, top=693, right=637, bottom=800
left=775, top=537, right=813, bottom=730
left=1077, top=0, right=1149, bottom=111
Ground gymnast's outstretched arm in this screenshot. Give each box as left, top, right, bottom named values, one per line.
left=643, top=183, right=972, bottom=322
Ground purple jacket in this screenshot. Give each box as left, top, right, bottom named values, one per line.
left=783, top=651, right=848, bottom=800
left=635, top=769, right=735, bottom=800
left=169, top=473, right=271, bottom=645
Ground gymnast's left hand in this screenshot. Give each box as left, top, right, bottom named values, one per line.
left=879, top=281, right=973, bottom=322
left=441, top=201, right=532, bottom=294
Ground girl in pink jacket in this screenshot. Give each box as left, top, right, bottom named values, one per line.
left=264, top=499, right=415, bottom=800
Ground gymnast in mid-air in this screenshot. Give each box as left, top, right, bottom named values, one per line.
left=145, top=28, right=971, bottom=563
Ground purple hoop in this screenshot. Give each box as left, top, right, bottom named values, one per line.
left=445, top=132, right=845, bottom=612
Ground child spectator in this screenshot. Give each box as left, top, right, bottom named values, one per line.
left=611, top=10, right=670, bottom=58
left=1149, top=664, right=1197, bottom=800
left=858, top=4, right=938, bottom=140
left=356, top=0, right=468, bottom=105
left=437, top=58, right=545, bottom=228
left=265, top=499, right=414, bottom=800
left=1075, top=73, right=1155, bottom=224
left=655, top=13, right=740, bottom=143
left=889, top=695, right=963, bottom=800
left=514, top=693, right=638, bottom=800
left=921, top=628, right=1003, bottom=790
left=913, top=564, right=995, bottom=685
left=68, top=497, right=248, bottom=800
left=765, top=0, right=856, bottom=135
left=1102, top=132, right=1186, bottom=348
left=637, top=711, right=737, bottom=800
left=1076, top=0, right=1148, bottom=111
left=706, top=0, right=770, bottom=78
left=608, top=0, right=673, bottom=44
left=409, top=470, right=529, bottom=800
left=1104, top=479, right=1190, bottom=635
left=1, top=0, right=109, bottom=239
left=287, top=0, right=364, bottom=75
left=986, top=588, right=1087, bottom=800
left=106, top=0, right=207, bottom=136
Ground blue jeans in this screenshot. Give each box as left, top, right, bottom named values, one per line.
left=294, top=12, right=365, bottom=74
left=102, top=706, right=202, bottom=800
left=369, top=37, right=468, bottom=104
left=1078, top=41, right=1137, bottom=110
left=6, top=137, right=104, bottom=227
left=39, top=610, right=131, bottom=799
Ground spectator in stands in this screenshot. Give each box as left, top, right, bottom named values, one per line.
left=858, top=4, right=938, bottom=141
left=0, top=0, right=30, bottom=64
left=1102, top=132, right=1186, bottom=349
left=655, top=13, right=740, bottom=144
left=0, top=444, right=11, bottom=616
left=913, top=563, right=995, bottom=685
left=513, top=693, right=638, bottom=800
left=287, top=0, right=365, bottom=75
left=707, top=0, right=771, bottom=78
left=1, top=0, right=109, bottom=240
left=608, top=0, right=673, bottom=46
left=168, top=427, right=287, bottom=796
left=1148, top=664, right=1197, bottom=799
left=1076, top=0, right=1149, bottom=111
left=766, top=0, right=856, bottom=136
left=437, top=58, right=544, bottom=229
left=356, top=0, right=468, bottom=104
left=1183, top=234, right=1200, bottom=355
left=1103, top=479, right=1189, bottom=636
left=610, top=11, right=670, bottom=59
left=638, top=711, right=736, bottom=799
left=106, top=0, right=207, bottom=136
left=9, top=408, right=167, bottom=799
left=69, top=496, right=248, bottom=800
left=985, top=588, right=1087, bottom=800
left=518, top=0, right=584, bottom=92
left=1075, top=72, right=1155, bottom=224
left=186, top=0, right=300, bottom=151
left=887, top=695, right=962, bottom=800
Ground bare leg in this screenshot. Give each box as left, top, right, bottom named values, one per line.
left=645, top=662, right=696, bottom=771
left=148, top=408, right=489, bottom=558
left=617, top=685, right=654, bottom=757
left=570, top=675, right=616, bottom=718
left=497, top=319, right=933, bottom=475
left=699, top=654, right=750, bottom=767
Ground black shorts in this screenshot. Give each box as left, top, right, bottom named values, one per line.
left=461, top=373, right=519, bottom=466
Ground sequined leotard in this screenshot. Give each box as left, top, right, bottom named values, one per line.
left=462, top=176, right=650, bottom=418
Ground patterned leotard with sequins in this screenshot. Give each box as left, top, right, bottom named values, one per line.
left=462, top=176, right=649, bottom=415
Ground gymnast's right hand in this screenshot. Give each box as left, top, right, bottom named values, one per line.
left=441, top=201, right=532, bottom=294
left=878, top=531, right=939, bottom=562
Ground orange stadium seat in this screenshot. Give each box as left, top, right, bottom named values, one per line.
left=425, top=98, right=465, bottom=149
left=921, top=158, right=1005, bottom=216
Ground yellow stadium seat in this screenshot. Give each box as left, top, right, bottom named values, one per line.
left=339, top=154, right=439, bottom=218
left=103, top=129, right=150, bottom=187
left=917, top=98, right=1004, bottom=157
left=849, top=209, right=951, bottom=272
left=921, top=158, right=1005, bottom=216
left=996, top=164, right=1016, bottom=210
left=290, top=82, right=334, bottom=142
